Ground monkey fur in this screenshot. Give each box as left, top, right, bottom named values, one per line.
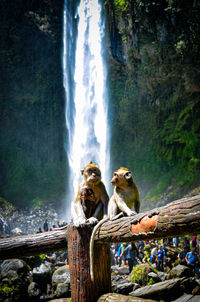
left=71, top=162, right=109, bottom=227
left=80, top=186, right=96, bottom=219
left=90, top=167, right=140, bottom=281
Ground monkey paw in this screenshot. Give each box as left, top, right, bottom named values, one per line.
left=87, top=217, right=98, bottom=225
left=129, top=210, right=137, bottom=216
left=74, top=218, right=86, bottom=227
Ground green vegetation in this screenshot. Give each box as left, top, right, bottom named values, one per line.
left=130, top=263, right=157, bottom=285
left=0, top=0, right=67, bottom=207
left=105, top=0, right=200, bottom=204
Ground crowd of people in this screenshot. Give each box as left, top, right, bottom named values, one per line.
left=36, top=220, right=200, bottom=278
left=111, top=235, right=200, bottom=277
left=36, top=219, right=68, bottom=233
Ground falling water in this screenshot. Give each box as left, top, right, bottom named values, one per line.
left=63, top=0, right=110, bottom=219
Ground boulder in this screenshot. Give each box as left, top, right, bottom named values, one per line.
left=172, top=294, right=200, bottom=302
left=167, top=264, right=191, bottom=279
left=56, top=282, right=71, bottom=298
left=148, top=272, right=161, bottom=283
left=129, top=278, right=182, bottom=301
left=113, top=281, right=134, bottom=295
left=129, top=263, right=157, bottom=286
left=52, top=265, right=70, bottom=285
left=192, top=285, right=200, bottom=295
left=1, top=269, right=19, bottom=282
left=28, top=281, right=41, bottom=298
left=97, top=293, right=158, bottom=301
left=157, top=271, right=167, bottom=281
left=0, top=259, right=28, bottom=277
left=48, top=299, right=71, bottom=302
left=32, top=261, right=53, bottom=285
left=0, top=259, right=29, bottom=302
left=180, top=277, right=199, bottom=294
left=112, top=275, right=123, bottom=282
left=111, top=265, right=130, bottom=275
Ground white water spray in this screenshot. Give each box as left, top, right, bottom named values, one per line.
left=63, top=0, right=110, bottom=220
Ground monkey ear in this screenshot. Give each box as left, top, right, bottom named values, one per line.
left=125, top=171, right=132, bottom=180
left=81, top=169, right=84, bottom=175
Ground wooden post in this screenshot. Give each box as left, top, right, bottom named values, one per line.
left=67, top=224, right=111, bottom=302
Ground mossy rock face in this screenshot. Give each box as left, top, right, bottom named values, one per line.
left=0, top=269, right=29, bottom=302
left=0, top=259, right=30, bottom=301
left=130, top=263, right=157, bottom=286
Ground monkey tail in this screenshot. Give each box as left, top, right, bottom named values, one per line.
left=89, top=217, right=108, bottom=282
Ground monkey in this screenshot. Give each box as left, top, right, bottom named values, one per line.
left=108, top=167, right=140, bottom=217
left=80, top=186, right=97, bottom=219
left=53, top=186, right=97, bottom=231
left=89, top=167, right=140, bottom=281
left=71, top=162, right=109, bottom=227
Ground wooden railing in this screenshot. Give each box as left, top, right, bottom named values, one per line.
left=0, top=195, right=200, bottom=301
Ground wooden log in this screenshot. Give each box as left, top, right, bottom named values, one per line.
left=67, top=224, right=111, bottom=302
left=0, top=228, right=67, bottom=259
left=0, top=195, right=200, bottom=260
left=96, top=195, right=200, bottom=242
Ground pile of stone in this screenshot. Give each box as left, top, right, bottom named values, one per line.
left=110, top=263, right=200, bottom=302
left=0, top=251, right=70, bottom=302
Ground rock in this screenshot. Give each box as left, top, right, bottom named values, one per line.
left=0, top=259, right=28, bottom=277
left=56, top=282, right=71, bottom=298
left=167, top=264, right=191, bottom=279
left=180, top=277, right=199, bottom=294
left=111, top=265, right=130, bottom=275
left=45, top=283, right=53, bottom=295
left=172, top=294, right=200, bottom=302
left=11, top=227, right=23, bottom=235
left=2, top=269, right=19, bottom=282
left=132, top=283, right=140, bottom=291
left=129, top=278, right=183, bottom=301
left=48, top=299, right=71, bottom=302
left=157, top=271, right=167, bottom=281
left=112, top=275, right=123, bottom=282
left=52, top=265, right=70, bottom=285
left=113, top=281, right=134, bottom=295
left=0, top=259, right=29, bottom=302
left=129, top=263, right=157, bottom=286
left=148, top=272, right=161, bottom=283
left=28, top=281, right=41, bottom=297
left=32, top=261, right=53, bottom=285
left=192, top=285, right=200, bottom=295
left=97, top=293, right=158, bottom=301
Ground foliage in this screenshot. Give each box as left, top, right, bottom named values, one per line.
left=130, top=263, right=157, bottom=285
left=39, top=253, right=47, bottom=261
left=148, top=277, right=155, bottom=285
left=0, top=0, right=67, bottom=207
left=106, top=0, right=200, bottom=203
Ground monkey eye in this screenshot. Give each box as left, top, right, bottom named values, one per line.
left=125, top=171, right=132, bottom=179
left=87, top=169, right=93, bottom=175
left=113, top=172, right=117, bottom=176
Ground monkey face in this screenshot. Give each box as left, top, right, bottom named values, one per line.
left=85, top=167, right=101, bottom=184
left=111, top=168, right=133, bottom=186
left=111, top=172, right=119, bottom=185
left=80, top=187, right=95, bottom=202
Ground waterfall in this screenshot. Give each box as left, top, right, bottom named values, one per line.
left=0, top=215, right=9, bottom=234
left=63, top=0, right=110, bottom=220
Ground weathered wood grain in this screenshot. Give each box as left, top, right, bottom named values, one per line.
left=0, top=195, right=200, bottom=260
left=67, top=225, right=111, bottom=302
left=0, top=228, right=67, bottom=259
left=96, top=195, right=200, bottom=242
